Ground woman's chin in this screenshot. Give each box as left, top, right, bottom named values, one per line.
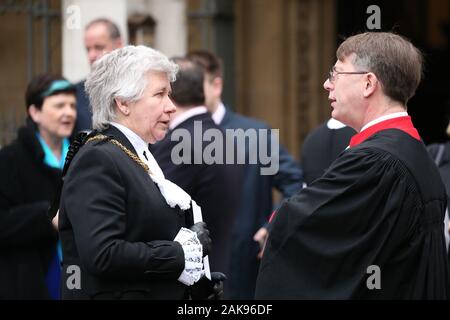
left=153, top=132, right=168, bottom=143
left=54, top=131, right=72, bottom=140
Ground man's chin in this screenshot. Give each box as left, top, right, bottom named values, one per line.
left=330, top=110, right=339, bottom=121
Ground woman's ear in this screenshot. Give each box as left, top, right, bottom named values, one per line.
left=115, top=98, right=130, bottom=115
left=28, top=104, right=41, bottom=124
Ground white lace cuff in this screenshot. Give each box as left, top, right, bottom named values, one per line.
left=174, top=228, right=204, bottom=286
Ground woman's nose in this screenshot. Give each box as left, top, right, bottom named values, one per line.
left=165, top=97, right=176, bottom=113
left=64, top=104, right=77, bottom=117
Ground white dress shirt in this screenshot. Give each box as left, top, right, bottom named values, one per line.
left=212, top=102, right=226, bottom=125
left=170, top=106, right=208, bottom=130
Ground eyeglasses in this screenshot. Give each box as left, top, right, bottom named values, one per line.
left=328, top=67, right=369, bottom=83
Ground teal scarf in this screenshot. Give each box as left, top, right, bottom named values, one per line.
left=37, top=134, right=69, bottom=170
left=37, top=133, right=69, bottom=300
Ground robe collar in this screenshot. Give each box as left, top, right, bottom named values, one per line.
left=349, top=114, right=421, bottom=148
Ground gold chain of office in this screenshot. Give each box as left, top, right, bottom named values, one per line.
left=86, top=134, right=153, bottom=174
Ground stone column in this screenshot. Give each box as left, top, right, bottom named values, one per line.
left=148, top=0, right=187, bottom=57
left=235, top=0, right=336, bottom=158
left=61, top=0, right=128, bottom=83
left=62, top=0, right=187, bottom=82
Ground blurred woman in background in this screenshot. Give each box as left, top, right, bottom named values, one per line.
left=0, top=74, right=77, bottom=299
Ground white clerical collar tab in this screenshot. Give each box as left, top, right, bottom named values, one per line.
left=327, top=118, right=347, bottom=129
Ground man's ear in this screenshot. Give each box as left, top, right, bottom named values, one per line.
left=115, top=98, right=130, bottom=115
left=363, top=73, right=378, bottom=98
left=114, top=38, right=123, bottom=49
left=213, top=77, right=223, bottom=97
left=28, top=104, right=41, bottom=123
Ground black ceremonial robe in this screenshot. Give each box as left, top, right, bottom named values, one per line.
left=255, top=128, right=450, bottom=299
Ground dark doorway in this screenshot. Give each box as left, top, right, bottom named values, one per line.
left=337, top=0, right=450, bottom=144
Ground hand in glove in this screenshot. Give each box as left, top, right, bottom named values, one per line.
left=209, top=272, right=227, bottom=300
left=191, top=272, right=227, bottom=300
left=189, top=222, right=212, bottom=257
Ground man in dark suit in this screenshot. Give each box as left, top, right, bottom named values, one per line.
left=74, top=18, right=123, bottom=133
left=187, top=50, right=303, bottom=299
left=150, top=58, right=241, bottom=280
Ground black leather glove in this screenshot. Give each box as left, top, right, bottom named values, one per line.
left=209, top=272, right=227, bottom=300
left=191, top=272, right=227, bottom=300
left=189, top=222, right=212, bottom=257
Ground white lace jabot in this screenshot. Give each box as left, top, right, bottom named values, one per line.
left=145, top=150, right=192, bottom=211
left=110, top=122, right=192, bottom=211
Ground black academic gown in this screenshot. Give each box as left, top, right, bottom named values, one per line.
left=255, top=129, right=450, bottom=299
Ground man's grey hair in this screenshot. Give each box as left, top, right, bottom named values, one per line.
left=85, top=45, right=178, bottom=130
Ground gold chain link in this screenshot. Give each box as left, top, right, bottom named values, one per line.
left=86, top=134, right=152, bottom=174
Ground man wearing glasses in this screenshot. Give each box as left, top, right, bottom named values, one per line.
left=256, top=32, right=450, bottom=299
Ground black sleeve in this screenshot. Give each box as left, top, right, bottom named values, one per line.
left=63, top=147, right=185, bottom=281
left=256, top=125, right=303, bottom=197
left=0, top=151, right=56, bottom=248
left=273, top=143, right=303, bottom=198
left=187, top=162, right=240, bottom=273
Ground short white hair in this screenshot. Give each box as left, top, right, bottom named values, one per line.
left=85, top=45, right=178, bottom=130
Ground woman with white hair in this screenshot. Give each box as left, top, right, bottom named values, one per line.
left=58, top=46, right=215, bottom=299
